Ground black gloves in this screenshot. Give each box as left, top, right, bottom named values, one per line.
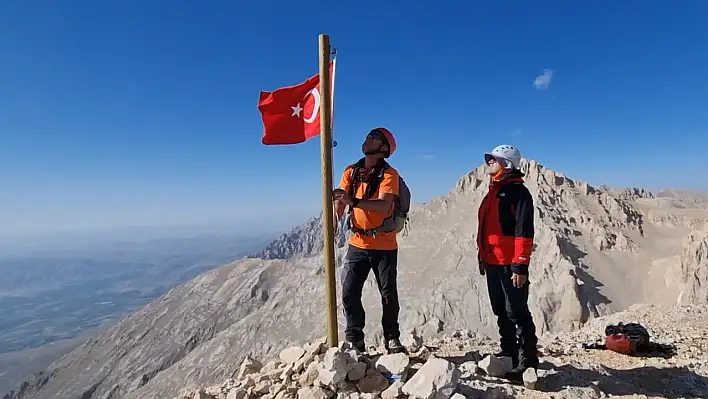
left=510, top=263, right=529, bottom=276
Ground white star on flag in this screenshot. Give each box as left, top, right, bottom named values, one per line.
left=291, top=103, right=303, bottom=117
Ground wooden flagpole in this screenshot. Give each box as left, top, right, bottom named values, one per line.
left=318, top=33, right=338, bottom=347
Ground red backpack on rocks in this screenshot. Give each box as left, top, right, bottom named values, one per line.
left=604, top=322, right=650, bottom=355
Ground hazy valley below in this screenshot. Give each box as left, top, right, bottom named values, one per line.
left=0, top=229, right=276, bottom=394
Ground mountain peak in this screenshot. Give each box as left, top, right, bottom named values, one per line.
left=454, top=158, right=653, bottom=200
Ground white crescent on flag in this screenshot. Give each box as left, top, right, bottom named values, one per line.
left=302, top=88, right=320, bottom=124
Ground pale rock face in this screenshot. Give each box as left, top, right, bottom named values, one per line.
left=522, top=368, right=538, bottom=389
left=296, top=386, right=333, bottom=399
left=226, top=389, right=247, bottom=399
left=5, top=159, right=708, bottom=399
left=401, top=357, right=460, bottom=399
left=239, top=357, right=264, bottom=379
left=675, top=232, right=708, bottom=305
left=280, top=347, right=306, bottom=365
left=316, top=348, right=353, bottom=388
left=375, top=353, right=410, bottom=378
left=477, top=355, right=512, bottom=378
left=345, top=362, right=367, bottom=382
left=401, top=329, right=423, bottom=353
left=354, top=372, right=389, bottom=395
left=380, top=381, right=404, bottom=399
left=299, top=362, right=320, bottom=387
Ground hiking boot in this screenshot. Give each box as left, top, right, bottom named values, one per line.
left=385, top=338, right=406, bottom=354
left=503, top=357, right=539, bottom=383
left=349, top=340, right=366, bottom=353
left=503, top=363, right=537, bottom=384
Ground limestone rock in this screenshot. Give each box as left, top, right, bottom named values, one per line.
left=402, top=329, right=424, bottom=353
left=279, top=364, right=295, bottom=381
left=457, top=361, right=477, bottom=379
left=380, top=381, right=404, bottom=399
left=420, top=318, right=445, bottom=340
left=305, top=338, right=328, bottom=356
left=270, top=383, right=286, bottom=395
left=401, top=357, right=460, bottom=399
left=355, top=372, right=390, bottom=395
left=238, top=356, right=263, bottom=379
left=522, top=368, right=538, bottom=389
left=335, top=391, right=359, bottom=399
left=375, top=353, right=410, bottom=378
left=297, top=386, right=334, bottom=399
left=316, top=348, right=351, bottom=387
left=254, top=379, right=273, bottom=395
left=275, top=391, right=297, bottom=399
left=299, top=361, right=320, bottom=387
left=205, top=378, right=238, bottom=398
left=280, top=346, right=306, bottom=365
left=241, top=376, right=255, bottom=388
left=225, top=388, right=248, bottom=399
left=262, top=360, right=284, bottom=373
left=346, top=362, right=367, bottom=382
left=182, top=390, right=216, bottom=399
left=477, top=355, right=513, bottom=378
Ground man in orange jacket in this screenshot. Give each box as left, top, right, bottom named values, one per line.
left=333, top=127, right=405, bottom=355
left=477, top=144, right=539, bottom=379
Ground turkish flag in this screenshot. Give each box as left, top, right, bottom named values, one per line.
left=257, top=63, right=334, bottom=145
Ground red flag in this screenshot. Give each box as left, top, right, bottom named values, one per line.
left=257, top=63, right=334, bottom=145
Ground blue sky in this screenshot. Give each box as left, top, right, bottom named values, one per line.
left=1, top=1, right=707, bottom=236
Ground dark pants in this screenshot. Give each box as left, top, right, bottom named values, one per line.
left=341, top=244, right=400, bottom=342
left=485, top=264, right=539, bottom=367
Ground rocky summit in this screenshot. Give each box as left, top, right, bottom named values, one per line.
left=4, top=159, right=708, bottom=399
left=178, top=304, right=708, bottom=399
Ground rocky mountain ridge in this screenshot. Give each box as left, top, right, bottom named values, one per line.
left=178, top=304, right=708, bottom=399
left=4, top=159, right=708, bottom=399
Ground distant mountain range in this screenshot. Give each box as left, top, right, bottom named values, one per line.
left=0, top=231, right=275, bottom=395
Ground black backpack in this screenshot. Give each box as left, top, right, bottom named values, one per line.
left=604, top=322, right=650, bottom=354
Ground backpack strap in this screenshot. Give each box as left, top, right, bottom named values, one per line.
left=348, top=159, right=389, bottom=199
left=346, top=159, right=395, bottom=237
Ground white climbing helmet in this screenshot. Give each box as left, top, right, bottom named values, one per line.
left=484, top=144, right=522, bottom=170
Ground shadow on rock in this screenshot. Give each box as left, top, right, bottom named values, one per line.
left=438, top=350, right=482, bottom=365
left=539, top=363, right=708, bottom=399
left=456, top=384, right=515, bottom=399
left=579, top=342, right=679, bottom=359
left=641, top=342, right=679, bottom=359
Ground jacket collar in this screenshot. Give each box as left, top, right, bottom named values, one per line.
left=489, top=169, right=525, bottom=191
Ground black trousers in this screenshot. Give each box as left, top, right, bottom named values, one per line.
left=341, top=244, right=400, bottom=342
left=485, top=264, right=539, bottom=365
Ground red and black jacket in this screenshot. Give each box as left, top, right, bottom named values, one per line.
left=476, top=169, right=535, bottom=275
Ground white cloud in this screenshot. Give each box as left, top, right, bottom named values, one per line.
left=415, top=154, right=436, bottom=160
left=533, top=69, right=554, bottom=90
left=512, top=128, right=522, bottom=136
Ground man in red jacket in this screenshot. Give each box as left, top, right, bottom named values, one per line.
left=477, top=144, right=539, bottom=379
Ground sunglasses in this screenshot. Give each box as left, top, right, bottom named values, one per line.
left=366, top=131, right=386, bottom=141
